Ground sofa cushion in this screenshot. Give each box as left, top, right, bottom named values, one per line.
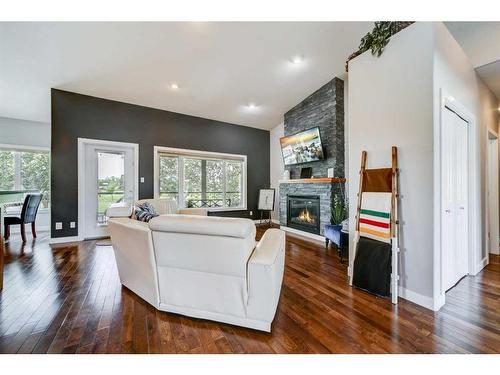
left=134, top=202, right=159, bottom=222
left=106, top=203, right=133, bottom=218
left=149, top=214, right=255, bottom=238
left=136, top=198, right=178, bottom=215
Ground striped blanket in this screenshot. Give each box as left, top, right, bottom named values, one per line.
left=359, top=192, right=392, bottom=244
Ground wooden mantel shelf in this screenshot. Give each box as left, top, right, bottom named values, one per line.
left=279, top=177, right=346, bottom=184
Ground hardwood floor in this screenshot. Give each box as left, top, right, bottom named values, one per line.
left=0, top=225, right=498, bottom=354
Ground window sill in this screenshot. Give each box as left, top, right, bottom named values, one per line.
left=181, top=206, right=247, bottom=213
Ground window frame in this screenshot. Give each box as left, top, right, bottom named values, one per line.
left=154, top=146, right=247, bottom=212
left=0, top=143, right=51, bottom=211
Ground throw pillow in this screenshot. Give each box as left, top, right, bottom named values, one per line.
left=134, top=202, right=159, bottom=222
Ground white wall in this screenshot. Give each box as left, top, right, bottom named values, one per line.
left=0, top=116, right=51, bottom=233
left=0, top=117, right=50, bottom=148
left=348, top=22, right=499, bottom=310
left=270, top=123, right=284, bottom=220
left=348, top=22, right=435, bottom=307
left=432, top=22, right=499, bottom=301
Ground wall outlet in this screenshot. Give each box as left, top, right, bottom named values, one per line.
left=140, top=177, right=145, bottom=183
left=55, top=222, right=62, bottom=230
left=70, top=222, right=76, bottom=229
left=249, top=211, right=253, bottom=216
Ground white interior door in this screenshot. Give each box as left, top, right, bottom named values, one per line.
left=442, top=107, right=469, bottom=292
left=82, top=141, right=137, bottom=239
left=488, top=134, right=499, bottom=255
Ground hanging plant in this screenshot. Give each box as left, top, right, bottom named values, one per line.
left=346, top=21, right=414, bottom=71
left=359, top=22, right=392, bottom=57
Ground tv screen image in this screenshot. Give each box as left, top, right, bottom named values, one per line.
left=280, top=127, right=324, bottom=166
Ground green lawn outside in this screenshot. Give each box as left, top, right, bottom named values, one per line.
left=98, top=192, right=124, bottom=214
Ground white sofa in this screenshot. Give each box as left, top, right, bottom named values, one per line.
left=107, top=200, right=285, bottom=332
left=136, top=198, right=208, bottom=216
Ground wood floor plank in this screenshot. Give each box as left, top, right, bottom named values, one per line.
left=0, top=226, right=498, bottom=354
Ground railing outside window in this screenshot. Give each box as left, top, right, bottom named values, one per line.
left=156, top=147, right=246, bottom=211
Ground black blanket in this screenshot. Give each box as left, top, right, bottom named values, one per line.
left=352, top=236, right=392, bottom=297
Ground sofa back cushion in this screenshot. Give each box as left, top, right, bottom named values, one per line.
left=149, top=215, right=256, bottom=278
left=148, top=214, right=255, bottom=238
left=136, top=198, right=178, bottom=215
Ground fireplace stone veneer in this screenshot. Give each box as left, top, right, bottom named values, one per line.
left=279, top=180, right=343, bottom=237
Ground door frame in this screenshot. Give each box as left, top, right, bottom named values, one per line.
left=433, top=89, right=480, bottom=310
left=77, top=138, right=139, bottom=241
left=486, top=128, right=499, bottom=256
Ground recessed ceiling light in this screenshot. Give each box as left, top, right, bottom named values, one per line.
left=247, top=103, right=257, bottom=109
left=290, top=55, right=303, bottom=64
left=170, top=83, right=179, bottom=90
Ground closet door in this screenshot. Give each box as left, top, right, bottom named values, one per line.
left=442, top=107, right=469, bottom=292
left=442, top=108, right=457, bottom=292
left=453, top=112, right=469, bottom=283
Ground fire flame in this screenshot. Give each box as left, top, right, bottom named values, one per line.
left=298, top=208, right=316, bottom=223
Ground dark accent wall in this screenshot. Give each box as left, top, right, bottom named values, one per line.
left=284, top=77, right=344, bottom=179
left=51, top=89, right=270, bottom=238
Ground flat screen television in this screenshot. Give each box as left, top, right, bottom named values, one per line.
left=280, top=127, right=325, bottom=166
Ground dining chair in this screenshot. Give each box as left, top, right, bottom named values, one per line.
left=4, top=193, right=43, bottom=243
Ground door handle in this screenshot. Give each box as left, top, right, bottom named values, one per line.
left=459, top=206, right=465, bottom=210
left=445, top=209, right=451, bottom=213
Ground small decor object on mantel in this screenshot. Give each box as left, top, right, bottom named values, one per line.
left=300, top=167, right=312, bottom=179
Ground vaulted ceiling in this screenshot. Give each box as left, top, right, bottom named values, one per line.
left=0, top=22, right=373, bottom=130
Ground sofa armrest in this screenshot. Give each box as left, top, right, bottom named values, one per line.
left=108, top=218, right=160, bottom=307
left=106, top=203, right=133, bottom=218
left=177, top=208, right=208, bottom=216
left=246, top=228, right=285, bottom=327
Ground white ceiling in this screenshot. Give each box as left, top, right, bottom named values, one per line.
left=445, top=22, right=500, bottom=68
left=476, top=61, right=500, bottom=100
left=0, top=22, right=373, bottom=130
left=446, top=22, right=500, bottom=100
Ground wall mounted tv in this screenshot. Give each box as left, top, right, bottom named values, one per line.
left=280, top=127, right=325, bottom=166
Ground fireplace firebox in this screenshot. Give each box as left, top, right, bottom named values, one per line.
left=287, top=195, right=321, bottom=235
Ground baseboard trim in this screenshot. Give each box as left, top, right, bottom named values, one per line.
left=9, top=225, right=50, bottom=234
left=280, top=226, right=325, bottom=243
left=433, top=293, right=446, bottom=311
left=398, top=286, right=437, bottom=311
left=473, top=257, right=488, bottom=275
left=49, top=236, right=81, bottom=244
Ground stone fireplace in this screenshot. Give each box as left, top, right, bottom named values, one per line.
left=277, top=76, right=346, bottom=238
left=287, top=195, right=321, bottom=234
left=279, top=179, right=344, bottom=237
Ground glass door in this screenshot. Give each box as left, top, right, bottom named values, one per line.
left=97, top=151, right=125, bottom=226
left=82, top=141, right=136, bottom=239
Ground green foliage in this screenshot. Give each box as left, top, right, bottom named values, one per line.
left=226, top=161, right=242, bottom=207
left=0, top=150, right=50, bottom=208
left=21, top=152, right=51, bottom=208
left=331, top=194, right=347, bottom=225
left=358, top=21, right=393, bottom=57
left=158, top=155, right=242, bottom=207
left=159, top=156, right=179, bottom=195
left=0, top=151, right=14, bottom=190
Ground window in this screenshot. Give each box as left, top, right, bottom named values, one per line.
left=97, top=151, right=125, bottom=225
left=155, top=147, right=246, bottom=210
left=0, top=148, right=50, bottom=208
